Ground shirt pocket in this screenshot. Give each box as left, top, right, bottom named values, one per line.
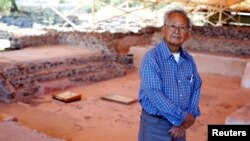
left=181, top=74, right=195, bottom=95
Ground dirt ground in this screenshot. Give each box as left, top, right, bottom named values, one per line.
left=1, top=67, right=250, bottom=141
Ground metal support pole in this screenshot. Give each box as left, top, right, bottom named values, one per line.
left=217, top=1, right=223, bottom=26
left=45, top=0, right=77, bottom=29
left=62, top=5, right=81, bottom=27
left=92, top=0, right=95, bottom=31
left=155, top=0, right=158, bottom=26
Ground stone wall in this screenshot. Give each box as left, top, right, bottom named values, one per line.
left=57, top=31, right=116, bottom=57
left=0, top=25, right=250, bottom=102
left=0, top=27, right=135, bottom=103
left=0, top=53, right=130, bottom=103
left=149, top=26, right=250, bottom=57
left=184, top=26, right=250, bottom=57
left=192, top=26, right=250, bottom=40
left=1, top=25, right=250, bottom=57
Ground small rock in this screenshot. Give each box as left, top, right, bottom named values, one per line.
left=0, top=113, right=18, bottom=122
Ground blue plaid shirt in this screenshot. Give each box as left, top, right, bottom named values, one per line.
left=139, top=39, right=202, bottom=126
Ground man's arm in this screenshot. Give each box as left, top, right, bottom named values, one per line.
left=173, top=57, right=202, bottom=133
left=187, top=57, right=202, bottom=117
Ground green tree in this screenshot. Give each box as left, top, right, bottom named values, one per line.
left=111, top=0, right=123, bottom=6
left=0, top=0, right=11, bottom=12
left=0, top=0, right=19, bottom=13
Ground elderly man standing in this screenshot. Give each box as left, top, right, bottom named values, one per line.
left=138, top=8, right=202, bottom=141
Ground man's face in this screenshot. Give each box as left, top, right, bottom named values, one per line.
left=162, top=13, right=189, bottom=46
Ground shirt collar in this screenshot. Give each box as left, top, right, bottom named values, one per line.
left=160, top=39, right=188, bottom=59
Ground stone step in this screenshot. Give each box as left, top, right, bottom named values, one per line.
left=0, top=55, right=114, bottom=79
left=7, top=61, right=117, bottom=89
left=38, top=67, right=125, bottom=94
left=0, top=44, right=131, bottom=103
left=1, top=61, right=126, bottom=103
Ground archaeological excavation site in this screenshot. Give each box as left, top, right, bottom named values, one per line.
left=0, top=0, right=250, bottom=141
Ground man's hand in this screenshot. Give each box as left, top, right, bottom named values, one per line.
left=169, top=126, right=185, bottom=139
left=182, top=113, right=195, bottom=129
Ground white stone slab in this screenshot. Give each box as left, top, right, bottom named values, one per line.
left=128, top=46, right=151, bottom=68
left=241, top=62, right=250, bottom=88
left=225, top=103, right=250, bottom=125
left=0, top=39, right=10, bottom=50
left=192, top=53, right=247, bottom=78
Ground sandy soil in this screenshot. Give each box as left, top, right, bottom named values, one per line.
left=0, top=68, right=250, bottom=141
left=0, top=122, right=65, bottom=141
left=0, top=45, right=102, bottom=63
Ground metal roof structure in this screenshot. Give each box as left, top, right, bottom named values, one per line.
left=135, top=0, right=249, bottom=10
left=15, top=0, right=250, bottom=31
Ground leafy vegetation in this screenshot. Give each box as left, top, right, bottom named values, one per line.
left=0, top=0, right=11, bottom=12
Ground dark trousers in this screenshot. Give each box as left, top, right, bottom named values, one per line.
left=138, top=110, right=186, bottom=141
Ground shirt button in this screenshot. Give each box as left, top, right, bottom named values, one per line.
left=180, top=94, right=183, bottom=97
left=178, top=80, right=181, bottom=83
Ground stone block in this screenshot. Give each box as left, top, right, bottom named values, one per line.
left=192, top=53, right=247, bottom=78
left=241, top=62, right=250, bottom=88
left=128, top=46, right=151, bottom=68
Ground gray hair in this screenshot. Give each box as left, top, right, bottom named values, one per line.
left=163, top=9, right=193, bottom=30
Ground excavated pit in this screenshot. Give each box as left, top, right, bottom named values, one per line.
left=0, top=25, right=250, bottom=141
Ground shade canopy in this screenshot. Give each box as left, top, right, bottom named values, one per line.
left=136, top=0, right=250, bottom=11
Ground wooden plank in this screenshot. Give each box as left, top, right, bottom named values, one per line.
left=52, top=91, right=81, bottom=103
left=101, top=94, right=137, bottom=105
